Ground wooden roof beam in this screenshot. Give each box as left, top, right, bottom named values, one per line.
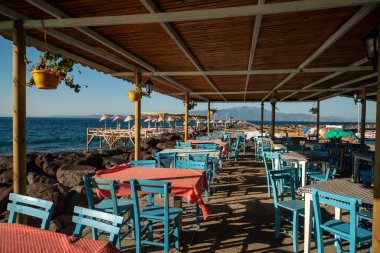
left=24, top=0, right=207, bottom=101
left=319, top=82, right=377, bottom=100
left=280, top=58, right=368, bottom=101
left=261, top=4, right=376, bottom=102
left=244, top=0, right=265, bottom=101
left=0, top=0, right=378, bottom=29
left=140, top=0, right=227, bottom=101
left=299, top=73, right=377, bottom=100
left=111, top=66, right=373, bottom=77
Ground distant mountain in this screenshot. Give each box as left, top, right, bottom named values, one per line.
left=191, top=106, right=359, bottom=122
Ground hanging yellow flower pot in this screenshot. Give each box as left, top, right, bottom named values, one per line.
left=128, top=91, right=142, bottom=102
left=31, top=70, right=60, bottom=90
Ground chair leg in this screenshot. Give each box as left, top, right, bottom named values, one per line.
left=174, top=216, right=181, bottom=251
left=164, top=219, right=169, bottom=253
left=292, top=211, right=299, bottom=253
left=274, top=207, right=280, bottom=240
left=134, top=220, right=141, bottom=253
left=148, top=221, right=153, bottom=241
left=196, top=204, right=200, bottom=229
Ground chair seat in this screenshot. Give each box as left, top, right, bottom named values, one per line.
left=140, top=205, right=183, bottom=221
left=278, top=199, right=305, bottom=211
left=95, top=198, right=133, bottom=215
left=321, top=219, right=372, bottom=243
left=308, top=173, right=326, bottom=181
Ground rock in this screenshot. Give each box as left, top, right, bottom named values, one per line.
left=55, top=214, right=73, bottom=228
left=141, top=137, right=162, bottom=150
left=102, top=157, right=128, bottom=168
left=49, top=219, right=63, bottom=232
left=156, top=141, right=176, bottom=150
left=26, top=153, right=40, bottom=172
left=56, top=165, right=97, bottom=188
left=63, top=186, right=88, bottom=215
left=110, top=153, right=130, bottom=160
left=55, top=183, right=71, bottom=198
left=35, top=154, right=61, bottom=177
left=76, top=153, right=103, bottom=168
left=0, top=157, right=13, bottom=185
left=27, top=171, right=58, bottom=185
left=140, top=143, right=150, bottom=151
left=26, top=183, right=64, bottom=216
left=58, top=152, right=85, bottom=164
left=162, top=134, right=182, bottom=141
left=98, top=149, right=126, bottom=157
left=142, top=153, right=154, bottom=160
left=0, top=186, right=12, bottom=213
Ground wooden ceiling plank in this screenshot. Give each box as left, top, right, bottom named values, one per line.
left=280, top=57, right=368, bottom=101
left=1, top=0, right=377, bottom=29
left=25, top=0, right=208, bottom=101
left=261, top=4, right=376, bottom=102
left=140, top=0, right=227, bottom=101
left=319, top=82, right=377, bottom=100
left=244, top=0, right=265, bottom=101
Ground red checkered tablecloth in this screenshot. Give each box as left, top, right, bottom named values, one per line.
left=94, top=164, right=209, bottom=219
left=187, top=139, right=229, bottom=155
left=0, top=223, right=121, bottom=253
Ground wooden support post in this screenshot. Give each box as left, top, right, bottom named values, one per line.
left=271, top=100, right=276, bottom=141
left=207, top=101, right=211, bottom=135
left=260, top=102, right=264, bottom=136
left=184, top=93, right=189, bottom=141
left=134, top=71, right=142, bottom=161
left=360, top=87, right=367, bottom=144
left=373, top=32, right=380, bottom=252
left=316, top=101, right=320, bottom=142
left=12, top=20, right=27, bottom=224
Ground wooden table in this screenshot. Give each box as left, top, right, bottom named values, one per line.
left=353, top=151, right=375, bottom=182
left=158, top=148, right=220, bottom=158
left=0, top=223, right=121, bottom=253
left=301, top=179, right=373, bottom=253
left=186, top=139, right=229, bottom=155
left=281, top=151, right=330, bottom=187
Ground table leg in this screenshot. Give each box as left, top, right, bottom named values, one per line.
left=300, top=161, right=307, bottom=187
left=354, top=157, right=358, bottom=182
left=304, top=192, right=312, bottom=253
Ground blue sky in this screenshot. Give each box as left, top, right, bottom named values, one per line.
left=0, top=37, right=376, bottom=121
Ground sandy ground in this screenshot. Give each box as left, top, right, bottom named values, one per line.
left=83, top=147, right=371, bottom=253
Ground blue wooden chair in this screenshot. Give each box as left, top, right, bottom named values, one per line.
left=308, top=158, right=339, bottom=183
left=196, top=136, right=212, bottom=140
left=155, top=152, right=177, bottom=168
left=130, top=179, right=182, bottom=253
left=269, top=170, right=304, bottom=253
left=175, top=159, right=208, bottom=228
left=175, top=141, right=192, bottom=149
left=83, top=177, right=134, bottom=248
left=235, top=132, right=246, bottom=153
left=209, top=132, right=221, bottom=137
left=7, top=193, right=54, bottom=230
left=72, top=206, right=123, bottom=247
left=312, top=189, right=372, bottom=253
left=230, top=136, right=242, bottom=161
left=130, top=159, right=156, bottom=168
left=262, top=152, right=281, bottom=198
left=197, top=143, right=217, bottom=150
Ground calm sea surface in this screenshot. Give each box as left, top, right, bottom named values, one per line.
left=0, top=117, right=366, bottom=156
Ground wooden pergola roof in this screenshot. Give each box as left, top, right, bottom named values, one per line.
left=0, top=0, right=379, bottom=102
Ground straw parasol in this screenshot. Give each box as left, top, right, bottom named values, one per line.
left=124, top=115, right=134, bottom=129
left=99, top=114, right=113, bottom=129
left=144, top=116, right=153, bottom=128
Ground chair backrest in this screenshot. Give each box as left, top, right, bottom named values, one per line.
left=308, top=150, right=329, bottom=157
left=197, top=143, right=217, bottom=150
left=130, top=160, right=156, bottom=168
left=155, top=152, right=177, bottom=168
left=130, top=179, right=171, bottom=225
left=324, top=158, right=340, bottom=181
left=83, top=177, right=120, bottom=215
left=196, top=136, right=212, bottom=140
left=287, top=145, right=304, bottom=152
left=185, top=153, right=209, bottom=162
left=72, top=206, right=123, bottom=246
left=175, top=159, right=207, bottom=170
left=7, top=193, right=54, bottom=230
left=312, top=189, right=362, bottom=252
left=269, top=170, right=297, bottom=205
left=175, top=141, right=192, bottom=149
left=209, top=132, right=221, bottom=137
left=263, top=152, right=281, bottom=171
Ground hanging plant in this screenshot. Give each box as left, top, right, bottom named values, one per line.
left=210, top=108, right=218, bottom=115
left=309, top=107, right=318, bottom=114
left=185, top=100, right=197, bottom=110
left=128, top=82, right=150, bottom=102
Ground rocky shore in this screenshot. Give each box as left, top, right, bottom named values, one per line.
left=0, top=132, right=191, bottom=234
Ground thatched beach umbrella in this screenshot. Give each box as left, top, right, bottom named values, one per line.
left=144, top=116, right=153, bottom=128
left=112, top=115, right=123, bottom=128
left=124, top=115, right=134, bottom=129
left=99, top=114, right=113, bottom=129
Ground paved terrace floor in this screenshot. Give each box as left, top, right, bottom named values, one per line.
left=87, top=146, right=371, bottom=252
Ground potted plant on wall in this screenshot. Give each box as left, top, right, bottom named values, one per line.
left=210, top=108, right=218, bottom=115
left=128, top=82, right=150, bottom=102
left=184, top=100, right=197, bottom=110
left=26, top=51, right=84, bottom=92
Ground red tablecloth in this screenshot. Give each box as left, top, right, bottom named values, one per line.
left=187, top=139, right=229, bottom=155
left=94, top=165, right=209, bottom=219
left=0, top=223, right=121, bottom=253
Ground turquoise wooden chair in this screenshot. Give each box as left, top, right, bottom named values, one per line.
left=130, top=179, right=182, bottom=253
left=197, top=143, right=217, bottom=150
left=235, top=132, right=246, bottom=153
left=196, top=136, right=212, bottom=140
left=269, top=170, right=304, bottom=253
left=230, top=136, right=242, bottom=161
left=175, top=141, right=192, bottom=149
left=254, top=137, right=264, bottom=160
left=262, top=152, right=281, bottom=198
left=83, top=177, right=134, bottom=248
left=175, top=159, right=208, bottom=228
left=155, top=152, right=177, bottom=168
left=312, top=189, right=372, bottom=253
left=308, top=158, right=339, bottom=183
left=72, top=206, right=123, bottom=248
left=130, top=159, right=156, bottom=168
left=7, top=193, right=54, bottom=230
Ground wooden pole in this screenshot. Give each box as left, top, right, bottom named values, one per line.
left=316, top=101, right=320, bottom=142
left=260, top=102, right=264, bottom=136
left=360, top=87, right=367, bottom=145
left=207, top=101, right=211, bottom=135
left=134, top=71, right=142, bottom=161
left=12, top=20, right=27, bottom=224
left=184, top=93, right=189, bottom=141
left=271, top=101, right=276, bottom=141
left=372, top=29, right=380, bottom=252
